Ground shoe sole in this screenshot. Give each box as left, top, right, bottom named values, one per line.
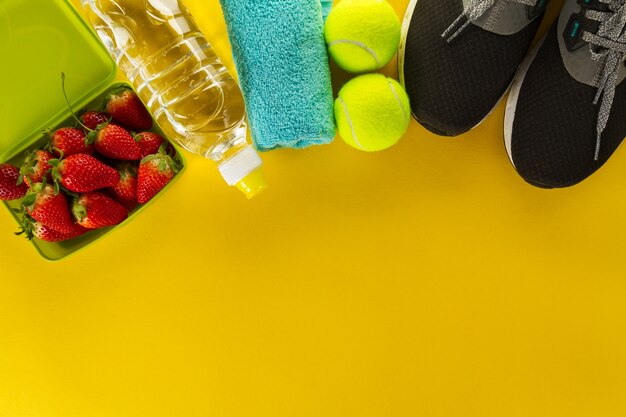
left=503, top=34, right=546, bottom=170
left=398, top=0, right=511, bottom=137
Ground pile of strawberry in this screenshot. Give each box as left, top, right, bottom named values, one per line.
left=0, top=87, right=180, bottom=242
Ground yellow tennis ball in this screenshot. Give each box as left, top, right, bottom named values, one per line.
left=335, top=74, right=411, bottom=152
left=325, top=0, right=401, bottom=73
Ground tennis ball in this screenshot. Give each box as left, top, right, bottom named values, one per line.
left=325, top=0, right=401, bottom=73
left=335, top=74, right=411, bottom=152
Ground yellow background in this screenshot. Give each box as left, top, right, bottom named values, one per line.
left=2, top=0, right=626, bottom=416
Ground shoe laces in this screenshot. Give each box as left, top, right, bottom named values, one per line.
left=579, top=0, right=626, bottom=160
left=442, top=0, right=538, bottom=42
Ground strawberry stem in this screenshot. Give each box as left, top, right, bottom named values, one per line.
left=72, top=199, right=87, bottom=222
left=21, top=193, right=36, bottom=212
left=51, top=147, right=64, bottom=159
left=16, top=212, right=35, bottom=240
left=61, top=72, right=92, bottom=133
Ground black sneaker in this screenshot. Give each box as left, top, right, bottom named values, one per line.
left=399, top=0, right=548, bottom=136
left=505, top=0, right=626, bottom=188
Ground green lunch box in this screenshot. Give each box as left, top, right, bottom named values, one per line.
left=0, top=0, right=186, bottom=260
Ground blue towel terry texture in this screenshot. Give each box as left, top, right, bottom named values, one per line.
left=219, top=0, right=336, bottom=151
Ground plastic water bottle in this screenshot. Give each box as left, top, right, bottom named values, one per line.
left=81, top=0, right=267, bottom=198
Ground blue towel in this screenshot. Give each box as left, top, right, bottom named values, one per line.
left=219, top=0, right=336, bottom=151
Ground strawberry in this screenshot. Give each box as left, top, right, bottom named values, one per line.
left=49, top=127, right=94, bottom=157
left=81, top=111, right=110, bottom=131
left=109, top=162, right=138, bottom=209
left=49, top=154, right=120, bottom=193
left=72, top=192, right=128, bottom=229
left=17, top=215, right=88, bottom=242
left=0, top=163, right=28, bottom=201
left=91, top=124, right=142, bottom=160
left=135, top=131, right=164, bottom=158
left=21, top=183, right=76, bottom=234
left=105, top=87, right=153, bottom=131
left=137, top=145, right=181, bottom=204
left=59, top=75, right=139, bottom=160
left=19, top=149, right=53, bottom=186
left=30, top=222, right=87, bottom=242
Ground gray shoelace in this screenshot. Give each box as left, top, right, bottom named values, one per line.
left=580, top=0, right=626, bottom=160
left=442, top=0, right=538, bottom=42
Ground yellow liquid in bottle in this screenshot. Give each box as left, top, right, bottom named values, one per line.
left=83, top=0, right=248, bottom=162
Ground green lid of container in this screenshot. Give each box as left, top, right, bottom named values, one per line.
left=0, top=0, right=115, bottom=162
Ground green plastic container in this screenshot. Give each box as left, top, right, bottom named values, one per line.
left=0, top=0, right=186, bottom=260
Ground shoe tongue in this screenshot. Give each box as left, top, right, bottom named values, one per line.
left=464, top=0, right=540, bottom=35
left=557, top=0, right=626, bottom=88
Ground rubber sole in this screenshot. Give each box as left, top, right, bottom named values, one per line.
left=503, top=35, right=546, bottom=170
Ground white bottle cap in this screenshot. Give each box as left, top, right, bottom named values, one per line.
left=218, top=145, right=263, bottom=186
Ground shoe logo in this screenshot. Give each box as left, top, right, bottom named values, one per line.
left=563, top=0, right=606, bottom=51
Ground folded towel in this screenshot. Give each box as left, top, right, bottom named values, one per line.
left=219, top=0, right=336, bottom=151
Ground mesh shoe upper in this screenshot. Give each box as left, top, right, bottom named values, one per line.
left=510, top=24, right=626, bottom=188
left=401, top=0, right=543, bottom=136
